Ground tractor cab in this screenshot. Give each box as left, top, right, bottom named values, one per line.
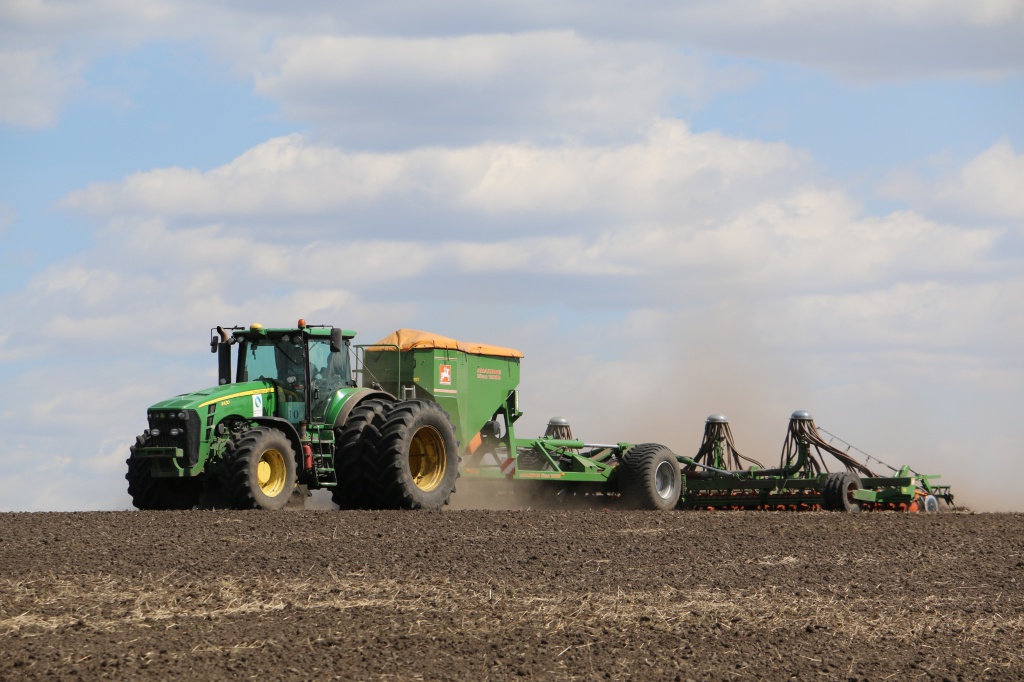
left=214, top=321, right=355, bottom=425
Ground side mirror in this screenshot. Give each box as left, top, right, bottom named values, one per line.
left=212, top=325, right=230, bottom=353
left=218, top=342, right=232, bottom=385
left=330, top=328, right=345, bottom=353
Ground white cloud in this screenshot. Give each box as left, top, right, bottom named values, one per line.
left=255, top=31, right=717, bottom=146
left=0, top=49, right=82, bottom=127
left=880, top=140, right=1024, bottom=225
left=675, top=0, right=1023, bottom=28
left=592, top=194, right=1001, bottom=296
left=37, top=131, right=1016, bottom=376
left=760, top=278, right=1024, bottom=353
left=55, top=127, right=1001, bottom=308
left=591, top=0, right=1024, bottom=79
left=2, top=1, right=1020, bottom=129
left=60, top=121, right=808, bottom=234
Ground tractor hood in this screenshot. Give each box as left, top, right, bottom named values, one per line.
left=148, top=381, right=276, bottom=414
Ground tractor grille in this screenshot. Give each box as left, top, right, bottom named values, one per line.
left=147, top=410, right=201, bottom=466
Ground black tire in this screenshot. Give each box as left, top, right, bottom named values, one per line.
left=829, top=472, right=862, bottom=512
left=366, top=400, right=460, bottom=510
left=618, top=443, right=681, bottom=511
left=821, top=472, right=845, bottom=511
left=125, top=439, right=202, bottom=510
left=332, top=399, right=393, bottom=510
left=220, top=427, right=298, bottom=510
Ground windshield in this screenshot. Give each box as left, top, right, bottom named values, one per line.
left=237, top=335, right=308, bottom=422
left=309, top=337, right=351, bottom=421
left=239, top=336, right=306, bottom=385
left=235, top=332, right=351, bottom=424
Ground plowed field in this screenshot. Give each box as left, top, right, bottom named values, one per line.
left=1, top=509, right=1021, bottom=680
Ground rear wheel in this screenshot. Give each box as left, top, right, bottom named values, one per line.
left=618, top=443, right=681, bottom=511
left=332, top=399, right=393, bottom=509
left=125, top=438, right=203, bottom=510
left=221, top=427, right=298, bottom=510
left=367, top=400, right=459, bottom=509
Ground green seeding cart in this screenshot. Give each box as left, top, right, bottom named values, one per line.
left=127, top=321, right=954, bottom=512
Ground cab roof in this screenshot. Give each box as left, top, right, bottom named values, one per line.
left=230, top=324, right=356, bottom=339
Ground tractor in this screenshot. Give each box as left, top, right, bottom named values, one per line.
left=127, top=322, right=527, bottom=510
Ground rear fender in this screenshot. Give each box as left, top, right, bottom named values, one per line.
left=330, top=388, right=395, bottom=429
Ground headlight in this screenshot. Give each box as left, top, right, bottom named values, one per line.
left=176, top=411, right=186, bottom=419
left=151, top=428, right=161, bottom=437
left=170, top=428, right=181, bottom=437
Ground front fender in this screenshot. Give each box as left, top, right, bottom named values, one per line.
left=249, top=416, right=303, bottom=463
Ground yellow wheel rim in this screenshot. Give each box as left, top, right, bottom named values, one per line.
left=257, top=448, right=287, bottom=498
left=409, top=426, right=446, bottom=492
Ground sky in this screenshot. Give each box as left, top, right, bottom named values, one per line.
left=1, top=0, right=1022, bottom=512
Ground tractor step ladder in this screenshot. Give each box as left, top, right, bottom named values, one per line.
left=309, top=428, right=337, bottom=486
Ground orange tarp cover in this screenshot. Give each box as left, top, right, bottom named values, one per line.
left=369, top=329, right=523, bottom=359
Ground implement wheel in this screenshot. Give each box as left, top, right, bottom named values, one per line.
left=367, top=400, right=459, bottom=510
left=823, top=472, right=861, bottom=512
left=822, top=472, right=842, bottom=510
left=332, top=399, right=394, bottom=510
left=618, top=443, right=681, bottom=511
left=221, top=427, right=298, bottom=510
left=125, top=449, right=203, bottom=510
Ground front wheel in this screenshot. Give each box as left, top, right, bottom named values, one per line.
left=125, top=456, right=203, bottom=510
left=368, top=400, right=459, bottom=510
left=618, top=443, right=681, bottom=511
left=221, top=427, right=298, bottom=510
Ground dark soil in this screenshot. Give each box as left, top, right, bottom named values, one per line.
left=1, top=509, right=1021, bottom=680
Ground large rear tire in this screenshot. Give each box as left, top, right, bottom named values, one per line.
left=332, top=399, right=393, bottom=509
left=221, top=427, right=298, bottom=510
left=368, top=400, right=459, bottom=510
left=125, top=438, right=203, bottom=510
left=618, top=443, right=681, bottom=511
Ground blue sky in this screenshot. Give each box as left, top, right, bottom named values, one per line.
left=1, top=1, right=1022, bottom=511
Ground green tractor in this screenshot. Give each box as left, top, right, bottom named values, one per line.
left=126, top=322, right=526, bottom=511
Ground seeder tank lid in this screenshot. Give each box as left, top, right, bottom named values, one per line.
left=368, top=328, right=524, bottom=359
